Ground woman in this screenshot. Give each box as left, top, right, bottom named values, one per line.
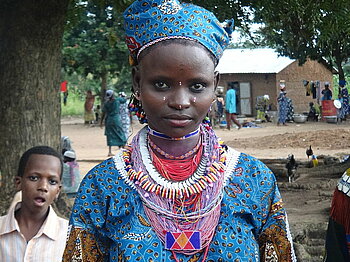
left=63, top=1, right=295, bottom=261
left=118, top=91, right=131, bottom=139
left=100, top=90, right=127, bottom=156
left=339, top=80, right=349, bottom=121
left=324, top=168, right=350, bottom=261
left=277, top=83, right=289, bottom=126
left=84, top=90, right=96, bottom=125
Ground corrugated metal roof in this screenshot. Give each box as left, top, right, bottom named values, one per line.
left=216, top=48, right=295, bottom=74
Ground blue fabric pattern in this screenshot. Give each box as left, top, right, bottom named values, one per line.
left=340, top=87, right=349, bottom=119
left=63, top=149, right=295, bottom=261
left=103, top=97, right=127, bottom=147
left=277, top=91, right=288, bottom=124
left=123, top=0, right=231, bottom=64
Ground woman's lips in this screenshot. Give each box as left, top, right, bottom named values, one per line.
left=165, top=118, right=192, bottom=127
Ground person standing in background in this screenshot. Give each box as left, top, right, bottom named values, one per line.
left=84, top=90, right=96, bottom=125
left=322, top=82, right=333, bottom=101
left=61, top=150, right=80, bottom=196
left=225, top=85, right=242, bottom=130
left=339, top=80, right=349, bottom=121
left=100, top=90, right=127, bottom=156
left=94, top=104, right=101, bottom=124
left=118, top=92, right=131, bottom=140
left=63, top=90, right=69, bottom=106
left=277, top=81, right=288, bottom=126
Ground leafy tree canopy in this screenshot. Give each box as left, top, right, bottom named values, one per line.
left=62, top=1, right=132, bottom=97
left=187, top=0, right=350, bottom=80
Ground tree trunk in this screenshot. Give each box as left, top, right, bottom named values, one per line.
left=0, top=0, right=69, bottom=215
left=100, top=71, right=108, bottom=102
left=334, top=54, right=345, bottom=82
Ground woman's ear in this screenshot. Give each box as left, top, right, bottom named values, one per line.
left=132, top=66, right=141, bottom=100
left=213, top=71, right=220, bottom=100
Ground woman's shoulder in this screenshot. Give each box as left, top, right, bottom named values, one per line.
left=225, top=147, right=276, bottom=188
left=79, top=156, right=127, bottom=191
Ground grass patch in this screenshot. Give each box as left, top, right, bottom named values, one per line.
left=61, top=92, right=84, bottom=117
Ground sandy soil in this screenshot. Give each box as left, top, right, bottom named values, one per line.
left=61, top=116, right=350, bottom=259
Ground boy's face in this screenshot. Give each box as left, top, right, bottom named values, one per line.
left=15, top=154, right=62, bottom=212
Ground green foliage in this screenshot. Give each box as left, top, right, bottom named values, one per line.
left=252, top=0, right=350, bottom=80
left=61, top=71, right=101, bottom=95
left=61, top=90, right=85, bottom=117
left=62, top=1, right=131, bottom=95
left=113, top=66, right=132, bottom=94
left=186, top=0, right=350, bottom=80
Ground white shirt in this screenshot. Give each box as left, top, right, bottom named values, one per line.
left=0, top=202, right=68, bottom=262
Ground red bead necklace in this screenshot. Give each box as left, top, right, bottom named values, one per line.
left=150, top=144, right=203, bottom=182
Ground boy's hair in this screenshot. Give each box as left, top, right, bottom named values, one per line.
left=17, top=146, right=63, bottom=179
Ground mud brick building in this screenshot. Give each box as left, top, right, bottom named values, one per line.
left=216, top=48, right=335, bottom=116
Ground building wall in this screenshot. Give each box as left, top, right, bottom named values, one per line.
left=219, top=73, right=278, bottom=116
left=277, top=59, right=333, bottom=113
left=219, top=59, right=334, bottom=116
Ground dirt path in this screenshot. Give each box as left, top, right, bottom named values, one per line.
left=62, top=117, right=349, bottom=175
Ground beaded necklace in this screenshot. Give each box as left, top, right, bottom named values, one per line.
left=121, top=126, right=226, bottom=199
left=150, top=144, right=203, bottom=181
left=148, top=126, right=200, bottom=140
left=148, top=135, right=202, bottom=160
left=118, top=125, right=226, bottom=260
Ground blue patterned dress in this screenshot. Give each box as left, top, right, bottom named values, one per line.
left=277, top=91, right=288, bottom=124
left=340, top=87, right=349, bottom=119
left=103, top=97, right=127, bottom=147
left=63, top=132, right=295, bottom=261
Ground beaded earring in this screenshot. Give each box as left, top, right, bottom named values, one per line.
left=202, top=115, right=211, bottom=130
left=128, top=93, right=147, bottom=124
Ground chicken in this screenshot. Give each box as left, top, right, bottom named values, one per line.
left=285, top=154, right=298, bottom=183
left=306, top=145, right=313, bottom=159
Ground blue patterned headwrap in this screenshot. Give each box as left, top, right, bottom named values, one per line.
left=123, top=0, right=232, bottom=65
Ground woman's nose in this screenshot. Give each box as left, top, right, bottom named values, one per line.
left=168, top=88, right=191, bottom=110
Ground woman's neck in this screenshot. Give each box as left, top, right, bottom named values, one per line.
left=149, top=133, right=201, bottom=158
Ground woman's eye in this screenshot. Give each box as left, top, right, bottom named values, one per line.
left=190, top=83, right=206, bottom=92
left=154, top=82, right=169, bottom=90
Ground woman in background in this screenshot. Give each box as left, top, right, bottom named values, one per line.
left=100, top=90, right=127, bottom=156
left=277, top=82, right=288, bottom=126
left=84, top=90, right=96, bottom=125
left=118, top=91, right=131, bottom=139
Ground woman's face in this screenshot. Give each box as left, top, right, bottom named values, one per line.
left=133, top=42, right=219, bottom=138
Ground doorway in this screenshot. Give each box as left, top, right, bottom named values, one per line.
left=227, top=81, right=252, bottom=115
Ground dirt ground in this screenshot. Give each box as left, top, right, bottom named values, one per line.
left=62, top=117, right=350, bottom=260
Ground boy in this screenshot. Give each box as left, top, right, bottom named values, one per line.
left=0, top=146, right=68, bottom=262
